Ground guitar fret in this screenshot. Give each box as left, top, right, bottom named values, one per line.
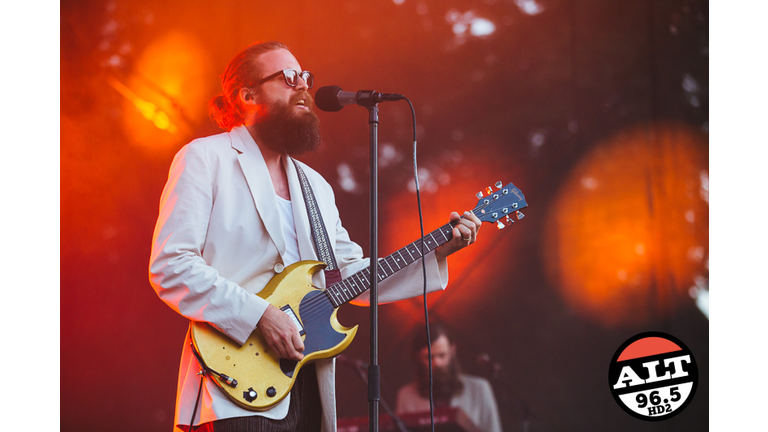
left=392, top=252, right=403, bottom=269
left=355, top=277, right=366, bottom=295
left=347, top=280, right=357, bottom=299
left=347, top=278, right=359, bottom=296
left=382, top=258, right=394, bottom=275
left=428, top=232, right=438, bottom=249
left=404, top=250, right=413, bottom=264
left=403, top=246, right=414, bottom=261
left=356, top=271, right=368, bottom=286
left=340, top=282, right=350, bottom=301
left=344, top=279, right=355, bottom=299
left=356, top=271, right=369, bottom=292
left=326, top=226, right=464, bottom=308
left=331, top=288, right=343, bottom=307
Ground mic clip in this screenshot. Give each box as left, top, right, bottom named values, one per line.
left=354, top=90, right=404, bottom=107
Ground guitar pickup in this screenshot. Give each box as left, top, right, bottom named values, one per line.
left=281, top=305, right=306, bottom=336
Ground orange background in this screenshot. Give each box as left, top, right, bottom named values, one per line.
left=61, top=0, right=709, bottom=430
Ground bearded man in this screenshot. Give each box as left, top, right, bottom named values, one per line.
left=149, top=41, right=482, bottom=432
left=395, top=321, right=502, bottom=432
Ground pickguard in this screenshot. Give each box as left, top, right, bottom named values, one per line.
left=279, top=289, right=345, bottom=377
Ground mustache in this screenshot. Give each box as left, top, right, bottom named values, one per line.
left=291, top=91, right=314, bottom=107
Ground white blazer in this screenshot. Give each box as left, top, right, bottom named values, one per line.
left=149, top=126, right=449, bottom=431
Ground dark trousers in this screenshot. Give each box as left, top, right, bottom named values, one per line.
left=192, top=364, right=321, bottom=432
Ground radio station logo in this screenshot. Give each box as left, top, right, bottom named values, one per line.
left=608, top=332, right=698, bottom=421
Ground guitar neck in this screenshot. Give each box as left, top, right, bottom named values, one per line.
left=323, top=180, right=528, bottom=308
left=325, top=221, right=456, bottom=308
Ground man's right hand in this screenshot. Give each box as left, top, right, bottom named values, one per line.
left=258, top=304, right=305, bottom=361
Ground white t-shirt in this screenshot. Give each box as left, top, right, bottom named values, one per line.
left=277, top=196, right=301, bottom=265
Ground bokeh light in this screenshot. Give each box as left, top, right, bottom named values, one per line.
left=119, top=30, right=213, bottom=152
left=379, top=148, right=526, bottom=317
left=543, top=122, right=708, bottom=327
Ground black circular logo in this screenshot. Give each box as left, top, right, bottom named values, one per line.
left=608, top=332, right=698, bottom=421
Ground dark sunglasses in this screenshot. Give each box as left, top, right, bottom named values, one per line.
left=256, top=69, right=314, bottom=89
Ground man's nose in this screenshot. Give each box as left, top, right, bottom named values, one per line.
left=295, top=76, right=309, bottom=91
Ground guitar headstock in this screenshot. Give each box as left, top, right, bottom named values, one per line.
left=473, top=181, right=528, bottom=229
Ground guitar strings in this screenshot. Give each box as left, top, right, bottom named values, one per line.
left=296, top=197, right=503, bottom=321
left=292, top=198, right=501, bottom=323
left=295, top=199, right=496, bottom=323
left=297, top=220, right=459, bottom=323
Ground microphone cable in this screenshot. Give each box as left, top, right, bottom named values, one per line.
left=402, top=96, right=436, bottom=432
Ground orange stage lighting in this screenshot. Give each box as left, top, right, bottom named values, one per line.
left=543, top=122, right=708, bottom=327
left=118, top=31, right=213, bottom=152
left=378, top=151, right=527, bottom=322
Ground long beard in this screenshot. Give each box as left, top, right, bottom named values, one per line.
left=255, top=93, right=321, bottom=156
left=416, top=359, right=464, bottom=405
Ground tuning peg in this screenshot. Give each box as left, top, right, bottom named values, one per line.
left=485, top=186, right=493, bottom=195
left=516, top=211, right=525, bottom=220
left=495, top=181, right=503, bottom=189
left=496, top=220, right=505, bottom=230
left=505, top=215, right=515, bottom=224
left=476, top=191, right=483, bottom=199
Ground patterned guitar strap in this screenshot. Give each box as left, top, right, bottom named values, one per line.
left=291, top=159, right=342, bottom=286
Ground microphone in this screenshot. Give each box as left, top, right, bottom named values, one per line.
left=315, top=85, right=405, bottom=112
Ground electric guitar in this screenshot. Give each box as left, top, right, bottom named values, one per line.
left=190, top=181, right=528, bottom=411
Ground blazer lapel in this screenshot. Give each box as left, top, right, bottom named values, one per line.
left=230, top=126, right=287, bottom=259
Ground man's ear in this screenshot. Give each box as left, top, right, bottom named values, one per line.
left=238, top=87, right=257, bottom=104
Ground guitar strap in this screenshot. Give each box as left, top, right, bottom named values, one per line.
left=291, top=159, right=342, bottom=286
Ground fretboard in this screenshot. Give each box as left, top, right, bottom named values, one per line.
left=324, top=222, right=456, bottom=308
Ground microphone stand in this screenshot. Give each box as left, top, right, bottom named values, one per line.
left=340, top=356, right=409, bottom=432
left=364, top=98, right=380, bottom=432
left=486, top=361, right=531, bottom=432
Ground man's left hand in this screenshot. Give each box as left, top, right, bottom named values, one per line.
left=434, top=211, right=482, bottom=261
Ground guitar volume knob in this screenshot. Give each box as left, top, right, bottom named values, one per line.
left=243, top=388, right=258, bottom=402
left=266, top=386, right=277, bottom=397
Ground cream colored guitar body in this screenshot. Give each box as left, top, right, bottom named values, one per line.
left=190, top=260, right=358, bottom=411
